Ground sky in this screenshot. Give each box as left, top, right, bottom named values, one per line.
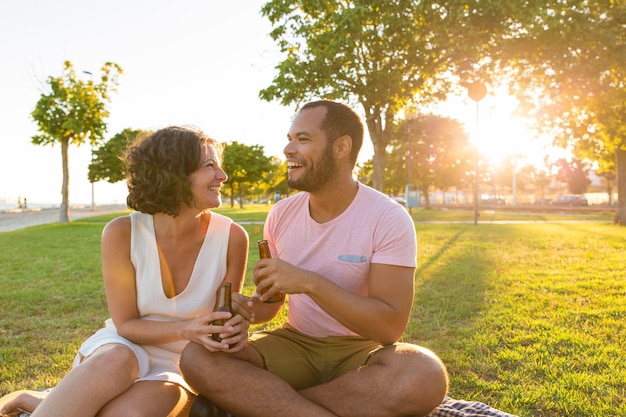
left=0, top=0, right=558, bottom=207
left=0, top=0, right=298, bottom=206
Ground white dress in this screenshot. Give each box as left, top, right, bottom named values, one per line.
left=73, top=211, right=231, bottom=393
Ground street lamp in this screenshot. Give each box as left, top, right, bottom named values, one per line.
left=405, top=108, right=418, bottom=213
left=468, top=81, right=487, bottom=225
left=83, top=71, right=96, bottom=211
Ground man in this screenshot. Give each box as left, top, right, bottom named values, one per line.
left=181, top=100, right=448, bottom=417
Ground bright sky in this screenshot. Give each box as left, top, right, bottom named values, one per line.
left=0, top=0, right=298, bottom=206
left=0, top=0, right=557, bottom=207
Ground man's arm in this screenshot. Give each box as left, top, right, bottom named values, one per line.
left=254, top=259, right=415, bottom=345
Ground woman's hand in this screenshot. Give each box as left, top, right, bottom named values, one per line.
left=184, top=307, right=250, bottom=353
left=213, top=311, right=250, bottom=352
left=181, top=311, right=232, bottom=351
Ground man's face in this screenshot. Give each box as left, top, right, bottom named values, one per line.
left=284, top=106, right=336, bottom=192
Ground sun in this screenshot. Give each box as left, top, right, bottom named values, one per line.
left=438, top=86, right=569, bottom=171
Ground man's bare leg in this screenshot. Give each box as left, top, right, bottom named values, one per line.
left=299, top=343, right=448, bottom=417
left=181, top=342, right=447, bottom=417
left=181, top=343, right=337, bottom=417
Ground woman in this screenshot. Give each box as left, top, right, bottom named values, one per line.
left=1, top=126, right=250, bottom=417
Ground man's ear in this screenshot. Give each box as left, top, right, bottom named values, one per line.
left=334, top=135, right=352, bottom=160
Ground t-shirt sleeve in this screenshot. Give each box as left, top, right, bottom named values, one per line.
left=370, top=205, right=417, bottom=268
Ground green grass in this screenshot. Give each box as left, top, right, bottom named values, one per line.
left=0, top=206, right=624, bottom=416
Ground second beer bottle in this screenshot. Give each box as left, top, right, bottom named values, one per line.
left=211, top=282, right=232, bottom=343
left=257, top=239, right=284, bottom=303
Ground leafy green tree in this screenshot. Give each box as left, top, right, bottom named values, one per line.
left=258, top=1, right=496, bottom=192
left=362, top=114, right=472, bottom=205
left=496, top=0, right=626, bottom=223
left=31, top=61, right=122, bottom=223
left=403, top=115, right=472, bottom=207
left=356, top=160, right=374, bottom=189
left=222, top=141, right=274, bottom=208
left=266, top=157, right=290, bottom=201
left=89, top=128, right=150, bottom=183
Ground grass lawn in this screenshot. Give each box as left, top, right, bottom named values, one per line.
left=0, top=205, right=623, bottom=416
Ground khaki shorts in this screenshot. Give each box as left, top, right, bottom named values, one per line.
left=249, top=325, right=383, bottom=390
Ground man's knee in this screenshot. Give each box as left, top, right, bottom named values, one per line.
left=180, top=342, right=209, bottom=384
left=373, top=344, right=449, bottom=415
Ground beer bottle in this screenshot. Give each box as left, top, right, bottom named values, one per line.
left=257, top=239, right=284, bottom=303
left=211, top=282, right=232, bottom=342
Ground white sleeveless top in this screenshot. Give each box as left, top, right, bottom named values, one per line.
left=131, top=211, right=231, bottom=389
left=75, top=211, right=232, bottom=393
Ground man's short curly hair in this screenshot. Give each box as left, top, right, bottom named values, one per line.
left=123, top=126, right=221, bottom=216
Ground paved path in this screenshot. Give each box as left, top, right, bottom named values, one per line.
left=0, top=205, right=612, bottom=233
left=0, top=204, right=128, bottom=233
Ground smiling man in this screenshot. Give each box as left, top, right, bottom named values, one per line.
left=181, top=100, right=449, bottom=417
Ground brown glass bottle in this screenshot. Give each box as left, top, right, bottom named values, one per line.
left=211, top=282, right=232, bottom=342
left=257, top=239, right=284, bottom=303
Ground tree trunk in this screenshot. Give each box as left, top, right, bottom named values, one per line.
left=422, top=187, right=431, bottom=208
left=372, top=141, right=387, bottom=192
left=59, top=138, right=70, bottom=224
left=614, top=148, right=626, bottom=225
left=364, top=106, right=387, bottom=192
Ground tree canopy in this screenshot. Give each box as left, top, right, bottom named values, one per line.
left=259, top=0, right=486, bottom=191
left=260, top=0, right=625, bottom=223
left=31, top=61, right=122, bottom=223
left=89, top=128, right=151, bottom=184
left=221, top=141, right=274, bottom=208
left=496, top=0, right=626, bottom=223
left=371, top=114, right=472, bottom=206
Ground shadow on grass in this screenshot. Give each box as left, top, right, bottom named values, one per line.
left=408, top=227, right=493, bottom=347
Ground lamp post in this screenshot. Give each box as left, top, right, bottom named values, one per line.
left=405, top=108, right=418, bottom=214
left=512, top=153, right=518, bottom=207
left=468, top=81, right=487, bottom=225
left=82, top=71, right=96, bottom=211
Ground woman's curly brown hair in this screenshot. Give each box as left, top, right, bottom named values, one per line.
left=123, top=126, right=221, bottom=216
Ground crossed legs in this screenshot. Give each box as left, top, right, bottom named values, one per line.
left=181, top=341, right=448, bottom=417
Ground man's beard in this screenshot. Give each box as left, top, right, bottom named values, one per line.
left=288, top=143, right=335, bottom=192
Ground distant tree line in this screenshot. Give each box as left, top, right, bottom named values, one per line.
left=88, top=129, right=289, bottom=208
left=87, top=122, right=603, bottom=209
left=356, top=115, right=603, bottom=207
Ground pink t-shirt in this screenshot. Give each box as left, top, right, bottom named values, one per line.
left=264, top=183, right=417, bottom=337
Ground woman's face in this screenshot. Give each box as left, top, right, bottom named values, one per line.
left=188, top=143, right=227, bottom=209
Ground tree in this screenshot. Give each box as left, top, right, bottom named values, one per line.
left=89, top=129, right=150, bottom=184
left=31, top=61, right=122, bottom=223
left=407, top=115, right=472, bottom=208
left=259, top=1, right=496, bottom=192
left=496, top=0, right=626, bottom=223
left=377, top=114, right=472, bottom=207
left=555, top=158, right=591, bottom=195
left=221, top=141, right=274, bottom=208
left=266, top=157, right=290, bottom=201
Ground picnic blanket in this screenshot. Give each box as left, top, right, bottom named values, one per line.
left=14, top=393, right=518, bottom=417
left=429, top=397, right=518, bottom=417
